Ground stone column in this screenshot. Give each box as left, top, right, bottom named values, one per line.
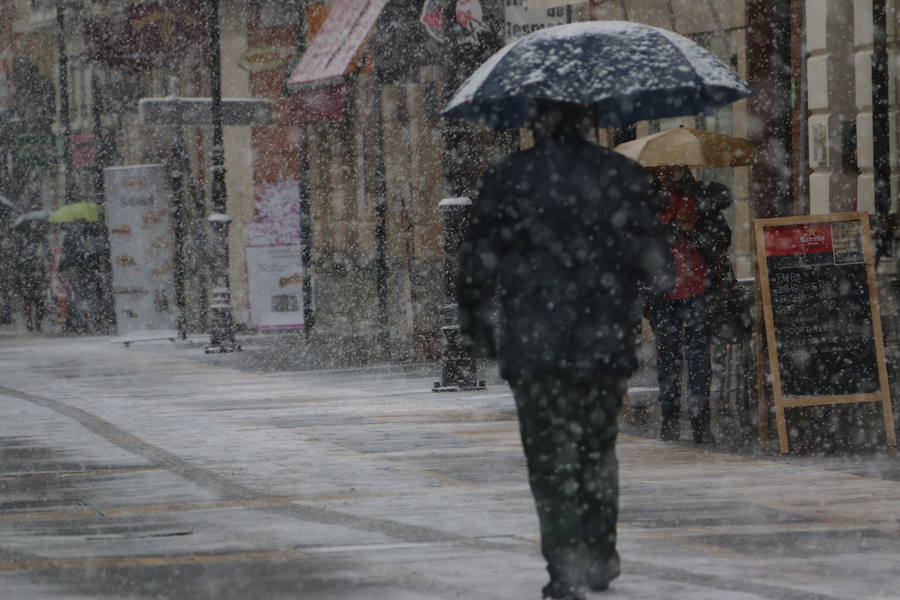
left=806, top=0, right=858, bottom=214
left=852, top=0, right=897, bottom=217
left=856, top=0, right=900, bottom=440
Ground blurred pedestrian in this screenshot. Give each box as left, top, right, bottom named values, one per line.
left=643, top=165, right=733, bottom=444
left=457, top=101, right=674, bottom=600
left=14, top=223, right=49, bottom=332
left=59, top=220, right=106, bottom=333
left=0, top=200, right=15, bottom=325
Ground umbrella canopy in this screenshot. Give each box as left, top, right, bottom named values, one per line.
left=443, top=21, right=752, bottom=130
left=48, top=202, right=100, bottom=223
left=614, top=127, right=758, bottom=167
left=12, top=209, right=50, bottom=230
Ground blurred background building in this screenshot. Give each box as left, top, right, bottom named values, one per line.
left=0, top=0, right=897, bottom=363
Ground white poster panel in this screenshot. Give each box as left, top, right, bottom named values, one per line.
left=245, top=245, right=304, bottom=330
left=103, top=164, right=177, bottom=337
left=245, top=180, right=304, bottom=330
left=505, top=0, right=570, bottom=40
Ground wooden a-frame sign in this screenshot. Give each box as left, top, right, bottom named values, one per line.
left=754, top=212, right=896, bottom=453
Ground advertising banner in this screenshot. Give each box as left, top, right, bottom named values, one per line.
left=505, top=0, right=569, bottom=41
left=104, top=164, right=177, bottom=337
left=245, top=180, right=304, bottom=331
left=71, top=134, right=97, bottom=168
left=420, top=0, right=486, bottom=42
left=527, top=0, right=579, bottom=9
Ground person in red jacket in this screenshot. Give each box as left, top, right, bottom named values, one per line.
left=645, top=165, right=733, bottom=444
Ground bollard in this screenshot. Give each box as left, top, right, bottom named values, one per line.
left=433, top=197, right=485, bottom=392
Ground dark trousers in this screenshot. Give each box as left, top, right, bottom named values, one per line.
left=649, top=294, right=712, bottom=419
left=18, top=277, right=46, bottom=332
left=507, top=370, right=625, bottom=586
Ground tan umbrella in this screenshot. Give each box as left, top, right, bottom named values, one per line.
left=614, top=127, right=758, bottom=168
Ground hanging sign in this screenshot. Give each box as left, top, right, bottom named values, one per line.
left=14, top=134, right=57, bottom=167
left=238, top=46, right=296, bottom=73
left=71, top=134, right=96, bottom=168
left=754, top=212, right=896, bottom=453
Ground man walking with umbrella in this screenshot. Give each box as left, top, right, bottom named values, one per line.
left=445, top=20, right=752, bottom=599
left=457, top=100, right=674, bottom=599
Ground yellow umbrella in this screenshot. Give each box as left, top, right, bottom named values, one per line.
left=614, top=127, right=758, bottom=168
left=48, top=202, right=100, bottom=223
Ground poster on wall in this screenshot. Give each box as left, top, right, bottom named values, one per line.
left=420, top=0, right=486, bottom=42
left=104, top=164, right=178, bottom=338
left=527, top=0, right=580, bottom=9
left=421, top=0, right=569, bottom=43
left=245, top=180, right=304, bottom=331
left=505, top=0, right=570, bottom=41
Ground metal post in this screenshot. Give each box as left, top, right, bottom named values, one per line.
left=56, top=3, right=75, bottom=205
left=169, top=127, right=188, bottom=340
left=163, top=78, right=187, bottom=340
left=90, top=73, right=104, bottom=203
left=204, top=0, right=239, bottom=353
left=295, top=4, right=314, bottom=339
left=433, top=1, right=483, bottom=391
left=372, top=85, right=390, bottom=357
left=298, top=128, right=314, bottom=338
left=91, top=71, right=116, bottom=333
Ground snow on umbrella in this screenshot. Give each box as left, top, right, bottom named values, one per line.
left=442, top=21, right=753, bottom=130
left=614, top=127, right=758, bottom=168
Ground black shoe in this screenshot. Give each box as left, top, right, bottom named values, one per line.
left=660, top=415, right=681, bottom=441
left=692, top=428, right=717, bottom=444
left=660, top=403, right=681, bottom=441
left=690, top=415, right=717, bottom=444
left=586, top=556, right=621, bottom=592
left=660, top=421, right=680, bottom=441
left=542, top=581, right=585, bottom=600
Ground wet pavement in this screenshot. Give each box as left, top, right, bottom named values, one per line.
left=0, top=332, right=898, bottom=599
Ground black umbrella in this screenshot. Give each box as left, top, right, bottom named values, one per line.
left=443, top=21, right=752, bottom=130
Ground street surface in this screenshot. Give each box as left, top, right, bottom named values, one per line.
left=1, top=333, right=898, bottom=600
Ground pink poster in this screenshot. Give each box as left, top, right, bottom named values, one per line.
left=245, top=181, right=304, bottom=330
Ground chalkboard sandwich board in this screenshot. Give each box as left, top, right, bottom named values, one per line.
left=754, top=212, right=896, bottom=453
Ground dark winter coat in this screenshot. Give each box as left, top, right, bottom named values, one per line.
left=650, top=178, right=733, bottom=293
left=59, top=223, right=105, bottom=277
left=457, top=138, right=674, bottom=379
left=13, top=229, right=49, bottom=303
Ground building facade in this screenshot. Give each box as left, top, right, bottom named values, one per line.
left=806, top=0, right=898, bottom=221
left=2, top=0, right=838, bottom=365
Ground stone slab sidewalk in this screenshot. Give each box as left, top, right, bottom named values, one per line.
left=0, top=333, right=898, bottom=599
